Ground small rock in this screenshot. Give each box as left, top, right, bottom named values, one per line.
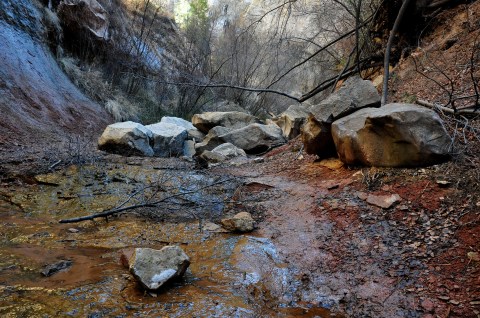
left=421, top=298, right=435, bottom=312
left=253, top=157, right=264, bottom=163
left=327, top=184, right=339, bottom=190
left=41, top=260, right=73, bottom=277
left=200, top=150, right=227, bottom=163
left=436, top=180, right=451, bottom=187
left=318, top=158, right=344, bottom=170
left=438, top=295, right=450, bottom=301
left=203, top=222, right=228, bottom=233
left=221, top=212, right=255, bottom=232
left=67, top=228, right=79, bottom=233
left=129, top=246, right=190, bottom=290
left=357, top=191, right=368, bottom=200
left=467, top=251, right=479, bottom=261
left=366, top=193, right=401, bottom=209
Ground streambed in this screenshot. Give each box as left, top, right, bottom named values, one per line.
left=0, top=158, right=333, bottom=317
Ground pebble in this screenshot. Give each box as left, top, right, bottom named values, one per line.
left=421, top=298, right=435, bottom=312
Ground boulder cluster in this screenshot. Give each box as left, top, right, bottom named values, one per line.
left=98, top=112, right=286, bottom=164
left=98, top=75, right=452, bottom=167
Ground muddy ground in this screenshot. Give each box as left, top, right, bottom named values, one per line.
left=0, top=137, right=479, bottom=318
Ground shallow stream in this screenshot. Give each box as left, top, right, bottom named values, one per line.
left=0, top=161, right=333, bottom=317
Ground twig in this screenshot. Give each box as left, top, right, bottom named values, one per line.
left=58, top=178, right=235, bottom=223
left=49, top=160, right=62, bottom=170
left=416, top=99, right=480, bottom=115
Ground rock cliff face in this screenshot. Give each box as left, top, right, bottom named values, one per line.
left=0, top=0, right=111, bottom=145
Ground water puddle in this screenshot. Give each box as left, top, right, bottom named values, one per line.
left=0, top=162, right=335, bottom=317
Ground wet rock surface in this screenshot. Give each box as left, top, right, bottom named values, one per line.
left=129, top=246, right=190, bottom=290
left=41, top=260, right=73, bottom=277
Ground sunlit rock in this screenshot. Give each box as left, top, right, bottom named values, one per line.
left=160, top=116, right=195, bottom=130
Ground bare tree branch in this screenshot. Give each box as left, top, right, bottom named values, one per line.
left=381, top=0, right=412, bottom=105
left=58, top=177, right=235, bottom=223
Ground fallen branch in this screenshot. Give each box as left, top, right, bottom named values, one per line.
left=58, top=177, right=235, bottom=223
left=49, top=160, right=62, bottom=170
left=416, top=99, right=480, bottom=115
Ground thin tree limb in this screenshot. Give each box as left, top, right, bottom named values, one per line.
left=381, top=0, right=412, bottom=105
left=58, top=178, right=235, bottom=223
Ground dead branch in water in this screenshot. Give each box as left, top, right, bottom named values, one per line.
left=58, top=177, right=235, bottom=224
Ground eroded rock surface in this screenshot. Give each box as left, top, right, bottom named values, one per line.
left=58, top=0, right=109, bottom=40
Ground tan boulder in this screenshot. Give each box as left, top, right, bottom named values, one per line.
left=191, top=111, right=260, bottom=133
left=331, top=103, right=452, bottom=167
left=302, top=76, right=380, bottom=157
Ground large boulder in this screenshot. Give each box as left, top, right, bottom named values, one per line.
left=194, top=126, right=232, bottom=154
left=332, top=103, right=452, bottom=167
left=146, top=122, right=188, bottom=157
left=274, top=104, right=309, bottom=139
left=160, top=116, right=195, bottom=130
left=220, top=123, right=286, bottom=154
left=98, top=121, right=153, bottom=156
left=192, top=111, right=261, bottom=133
left=160, top=117, right=205, bottom=142
left=57, top=0, right=109, bottom=40
left=129, top=246, right=190, bottom=290
left=303, top=76, right=380, bottom=157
